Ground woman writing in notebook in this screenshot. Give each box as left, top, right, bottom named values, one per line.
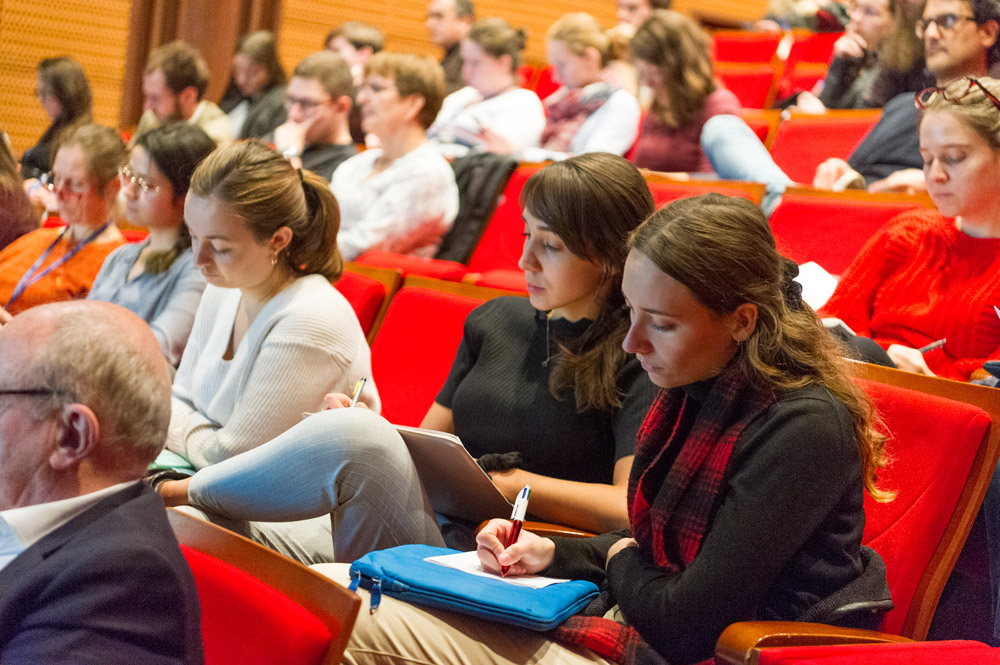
left=156, top=153, right=659, bottom=559
left=339, top=193, right=893, bottom=665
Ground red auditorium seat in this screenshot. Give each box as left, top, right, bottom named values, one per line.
left=715, top=62, right=779, bottom=108
left=768, top=187, right=932, bottom=275
left=716, top=364, right=1000, bottom=662
left=711, top=30, right=782, bottom=63
left=168, top=509, right=360, bottom=665
left=369, top=278, right=518, bottom=426
left=768, top=110, right=882, bottom=184
left=333, top=263, right=401, bottom=341
left=749, top=639, right=1000, bottom=664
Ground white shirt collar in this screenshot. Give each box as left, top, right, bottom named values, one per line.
left=0, top=480, right=139, bottom=566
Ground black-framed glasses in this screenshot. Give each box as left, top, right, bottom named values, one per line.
left=283, top=95, right=331, bottom=112
left=0, top=389, right=64, bottom=398
left=915, top=77, right=1000, bottom=111
left=915, top=13, right=976, bottom=38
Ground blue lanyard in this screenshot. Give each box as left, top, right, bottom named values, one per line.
left=6, top=222, right=111, bottom=309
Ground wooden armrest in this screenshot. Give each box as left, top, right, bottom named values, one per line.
left=475, top=520, right=596, bottom=539
left=715, top=621, right=913, bottom=665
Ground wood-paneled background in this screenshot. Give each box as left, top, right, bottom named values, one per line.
left=0, top=0, right=767, bottom=160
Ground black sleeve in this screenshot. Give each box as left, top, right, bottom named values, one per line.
left=847, top=92, right=922, bottom=183
left=612, top=359, right=660, bottom=462
left=544, top=529, right=632, bottom=585
left=434, top=299, right=492, bottom=409
left=604, top=394, right=860, bottom=664
left=818, top=56, right=863, bottom=109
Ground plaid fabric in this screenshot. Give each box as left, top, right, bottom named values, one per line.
left=551, top=366, right=775, bottom=664
left=541, top=82, right=617, bottom=152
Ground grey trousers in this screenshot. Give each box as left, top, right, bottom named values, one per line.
left=184, top=408, right=445, bottom=564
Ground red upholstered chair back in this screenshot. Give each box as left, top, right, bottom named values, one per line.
left=856, top=378, right=991, bottom=636
left=769, top=189, right=929, bottom=275
left=168, top=509, right=360, bottom=665
left=769, top=110, right=881, bottom=184
left=645, top=175, right=766, bottom=208
left=754, top=640, right=1000, bottom=665
left=370, top=282, right=498, bottom=426
left=466, top=165, right=542, bottom=275
left=712, top=30, right=782, bottom=63
left=335, top=270, right=386, bottom=336
left=181, top=546, right=331, bottom=665
left=715, top=63, right=778, bottom=108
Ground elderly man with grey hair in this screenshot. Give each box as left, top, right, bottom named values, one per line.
left=0, top=301, right=203, bottom=664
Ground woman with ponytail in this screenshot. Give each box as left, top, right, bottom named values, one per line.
left=158, top=140, right=380, bottom=561
left=88, top=123, right=214, bottom=366
left=156, top=153, right=658, bottom=561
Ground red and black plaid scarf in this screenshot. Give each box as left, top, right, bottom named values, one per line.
left=550, top=366, right=775, bottom=665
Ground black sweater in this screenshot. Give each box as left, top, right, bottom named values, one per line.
left=545, top=380, right=874, bottom=664
left=437, top=297, right=658, bottom=485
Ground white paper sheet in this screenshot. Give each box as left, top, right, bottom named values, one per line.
left=425, top=551, right=573, bottom=589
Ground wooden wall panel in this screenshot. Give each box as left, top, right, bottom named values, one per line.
left=0, top=0, right=131, bottom=158
left=278, top=0, right=619, bottom=73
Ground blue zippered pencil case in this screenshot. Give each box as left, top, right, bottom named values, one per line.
left=348, top=544, right=599, bottom=631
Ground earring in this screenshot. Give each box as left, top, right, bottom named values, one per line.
left=271, top=252, right=278, bottom=268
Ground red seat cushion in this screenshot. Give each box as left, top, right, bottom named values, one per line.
left=714, top=64, right=777, bottom=108
left=334, top=271, right=387, bottom=335
left=354, top=250, right=467, bottom=282
left=370, top=287, right=485, bottom=426
left=769, top=196, right=924, bottom=275
left=180, top=545, right=331, bottom=665
left=755, top=640, right=999, bottom=665
left=856, top=380, right=991, bottom=635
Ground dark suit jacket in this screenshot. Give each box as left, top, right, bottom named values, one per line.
left=0, top=483, right=203, bottom=664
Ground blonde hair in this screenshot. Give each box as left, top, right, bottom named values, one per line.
left=630, top=194, right=892, bottom=501
left=919, top=77, right=1000, bottom=150
left=189, top=140, right=343, bottom=281
left=54, top=123, right=127, bottom=192
left=547, top=13, right=613, bottom=67
left=364, top=52, right=446, bottom=129
left=467, top=18, right=528, bottom=72
left=630, top=10, right=715, bottom=129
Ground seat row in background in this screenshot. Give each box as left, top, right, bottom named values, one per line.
left=353, top=157, right=933, bottom=297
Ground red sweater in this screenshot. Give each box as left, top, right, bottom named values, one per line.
left=821, top=208, right=1000, bottom=380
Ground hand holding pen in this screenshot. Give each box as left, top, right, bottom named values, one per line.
left=501, top=485, right=531, bottom=577
left=475, top=514, right=555, bottom=578
left=308, top=378, right=369, bottom=415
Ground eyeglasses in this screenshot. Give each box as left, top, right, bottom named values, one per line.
left=119, top=165, right=159, bottom=194
left=915, top=13, right=976, bottom=38
left=847, top=2, right=887, bottom=19
left=915, top=77, right=1000, bottom=111
left=41, top=172, right=93, bottom=196
left=283, top=95, right=332, bottom=112
left=0, top=388, right=65, bottom=398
